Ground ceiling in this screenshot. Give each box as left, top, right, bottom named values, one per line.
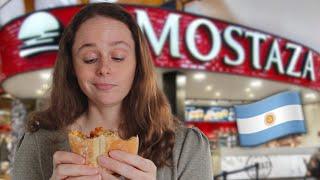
left=1, top=69, right=52, bottom=99
left=185, top=0, right=320, bottom=53
left=156, top=68, right=320, bottom=105
left=2, top=68, right=319, bottom=105
left=178, top=0, right=320, bottom=105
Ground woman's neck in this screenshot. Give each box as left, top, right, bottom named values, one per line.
left=72, top=101, right=122, bottom=134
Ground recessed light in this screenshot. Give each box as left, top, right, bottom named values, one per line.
left=245, top=88, right=251, bottom=92
left=249, top=93, right=255, bottom=98
left=205, top=85, right=213, bottom=91
left=0, top=94, right=13, bottom=99
left=210, top=101, right=217, bottom=106
left=193, top=73, right=206, bottom=81
left=305, top=93, right=317, bottom=99
left=40, top=72, right=51, bottom=80
left=250, top=80, right=262, bottom=88
left=185, top=100, right=192, bottom=105
left=177, top=76, right=187, bottom=87
left=36, top=89, right=43, bottom=95
left=41, top=84, right=50, bottom=90
left=215, top=92, right=221, bottom=97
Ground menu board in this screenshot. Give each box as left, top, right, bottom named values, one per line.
left=185, top=106, right=235, bottom=122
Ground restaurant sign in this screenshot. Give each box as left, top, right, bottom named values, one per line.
left=0, top=5, right=319, bottom=89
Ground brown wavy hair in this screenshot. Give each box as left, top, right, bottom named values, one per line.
left=26, top=2, right=180, bottom=167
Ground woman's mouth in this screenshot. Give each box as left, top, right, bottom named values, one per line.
left=93, top=83, right=116, bottom=90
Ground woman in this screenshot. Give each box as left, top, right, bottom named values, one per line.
left=12, top=3, right=213, bottom=180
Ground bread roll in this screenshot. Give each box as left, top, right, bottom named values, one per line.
left=68, top=127, right=139, bottom=167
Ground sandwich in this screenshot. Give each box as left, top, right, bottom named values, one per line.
left=68, top=127, right=139, bottom=167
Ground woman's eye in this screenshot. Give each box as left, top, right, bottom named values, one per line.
left=112, top=57, right=125, bottom=61
left=83, top=58, right=98, bottom=64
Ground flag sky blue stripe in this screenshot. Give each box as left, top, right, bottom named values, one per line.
left=234, top=91, right=301, bottom=119
left=238, top=120, right=306, bottom=147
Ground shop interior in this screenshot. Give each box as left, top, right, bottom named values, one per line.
left=156, top=68, right=320, bottom=176
left=1, top=68, right=319, bottom=177
left=1, top=0, right=320, bottom=179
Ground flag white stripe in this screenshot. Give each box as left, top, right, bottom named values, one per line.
left=237, top=104, right=304, bottom=134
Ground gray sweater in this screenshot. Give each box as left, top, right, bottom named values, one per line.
left=12, top=126, right=213, bottom=180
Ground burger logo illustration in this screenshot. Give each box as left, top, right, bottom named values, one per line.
left=18, top=11, right=63, bottom=58
left=265, top=113, right=275, bottom=126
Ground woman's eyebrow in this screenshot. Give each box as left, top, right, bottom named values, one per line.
left=76, top=43, right=97, bottom=54
left=110, top=41, right=131, bottom=49
left=76, top=41, right=131, bottom=55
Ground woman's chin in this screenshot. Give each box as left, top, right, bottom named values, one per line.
left=91, top=98, right=122, bottom=107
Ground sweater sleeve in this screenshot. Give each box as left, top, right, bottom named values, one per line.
left=177, top=127, right=213, bottom=180
left=12, top=133, right=44, bottom=180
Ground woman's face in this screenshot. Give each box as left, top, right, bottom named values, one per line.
left=72, top=16, right=136, bottom=106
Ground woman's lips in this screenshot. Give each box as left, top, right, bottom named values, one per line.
left=93, top=83, right=116, bottom=90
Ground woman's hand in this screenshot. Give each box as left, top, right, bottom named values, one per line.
left=98, top=150, right=157, bottom=180
left=50, top=151, right=101, bottom=180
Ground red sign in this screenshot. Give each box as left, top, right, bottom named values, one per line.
left=0, top=5, right=319, bottom=90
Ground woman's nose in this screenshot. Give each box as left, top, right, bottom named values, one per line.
left=96, top=60, right=111, bottom=76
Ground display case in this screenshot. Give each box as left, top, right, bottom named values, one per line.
left=219, top=147, right=316, bottom=179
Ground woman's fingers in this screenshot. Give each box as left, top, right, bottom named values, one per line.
left=51, top=151, right=101, bottom=180
left=109, top=150, right=157, bottom=172
left=99, top=169, right=119, bottom=180
left=98, top=151, right=157, bottom=180
left=55, top=164, right=99, bottom=177
left=98, top=156, right=145, bottom=179
left=66, top=174, right=101, bottom=180
left=53, top=151, right=85, bottom=166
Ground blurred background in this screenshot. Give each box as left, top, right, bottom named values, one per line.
left=0, top=0, right=320, bottom=179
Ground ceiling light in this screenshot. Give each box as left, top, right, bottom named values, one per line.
left=245, top=88, right=251, bottom=92
left=36, top=89, right=43, bottom=95
left=215, top=92, right=221, bottom=97
left=250, top=80, right=262, bottom=88
left=210, top=101, right=217, bottom=106
left=0, top=94, right=13, bottom=99
left=176, top=75, right=187, bottom=87
left=185, top=100, right=192, bottom=105
left=249, top=93, right=255, bottom=98
left=41, top=83, right=50, bottom=90
left=305, top=93, right=317, bottom=99
left=193, top=73, right=206, bottom=81
left=205, top=85, right=213, bottom=91
left=40, top=72, right=52, bottom=80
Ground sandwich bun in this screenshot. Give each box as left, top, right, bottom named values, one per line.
left=68, top=127, right=139, bottom=167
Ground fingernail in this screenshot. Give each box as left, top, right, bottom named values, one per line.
left=109, top=150, right=119, bottom=157
left=98, top=174, right=102, bottom=180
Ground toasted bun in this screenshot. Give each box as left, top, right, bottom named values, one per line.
left=68, top=127, right=139, bottom=167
